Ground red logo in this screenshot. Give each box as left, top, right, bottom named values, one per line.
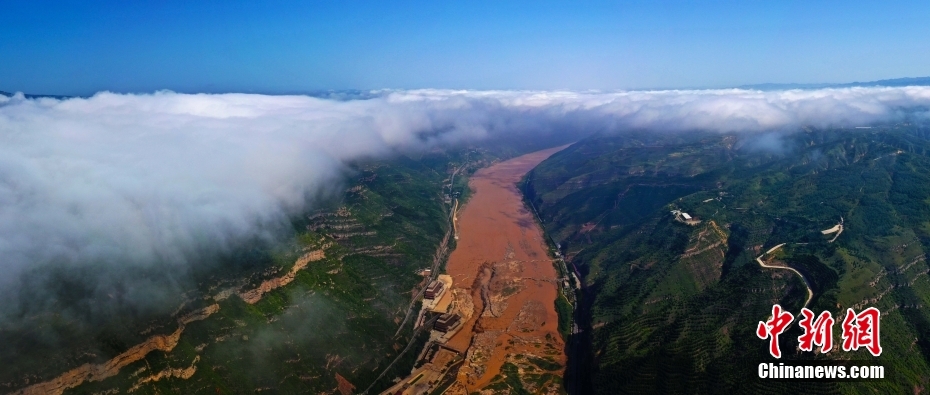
left=756, top=304, right=794, bottom=358
left=797, top=308, right=835, bottom=353
left=758, top=305, right=882, bottom=358
left=841, top=307, right=882, bottom=356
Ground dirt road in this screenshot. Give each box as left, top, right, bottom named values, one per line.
left=444, top=145, right=568, bottom=394
left=755, top=243, right=814, bottom=308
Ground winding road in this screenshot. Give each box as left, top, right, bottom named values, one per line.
left=755, top=243, right=813, bottom=308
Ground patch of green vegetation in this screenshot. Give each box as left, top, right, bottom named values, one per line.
left=485, top=362, right=532, bottom=395
left=555, top=294, right=573, bottom=340
left=528, top=355, right=562, bottom=371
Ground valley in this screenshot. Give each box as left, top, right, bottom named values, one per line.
left=381, top=145, right=570, bottom=395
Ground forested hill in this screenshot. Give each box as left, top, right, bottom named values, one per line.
left=524, top=124, right=930, bottom=394
left=1, top=144, right=528, bottom=394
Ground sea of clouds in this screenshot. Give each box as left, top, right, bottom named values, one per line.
left=2, top=86, right=930, bottom=300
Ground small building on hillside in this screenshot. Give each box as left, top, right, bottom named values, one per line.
left=424, top=280, right=445, bottom=299
left=434, top=313, right=461, bottom=332
left=671, top=209, right=701, bottom=226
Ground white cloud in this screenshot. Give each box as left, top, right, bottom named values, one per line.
left=1, top=86, right=929, bottom=294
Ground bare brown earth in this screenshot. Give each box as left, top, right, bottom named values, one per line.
left=237, top=248, right=327, bottom=304
left=11, top=248, right=328, bottom=395
left=11, top=304, right=220, bottom=395
left=128, top=356, right=200, bottom=393
left=444, top=146, right=568, bottom=393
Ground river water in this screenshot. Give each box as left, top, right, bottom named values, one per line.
left=443, top=145, right=568, bottom=393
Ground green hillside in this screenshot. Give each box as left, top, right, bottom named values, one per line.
left=0, top=147, right=506, bottom=394
left=524, top=125, right=930, bottom=394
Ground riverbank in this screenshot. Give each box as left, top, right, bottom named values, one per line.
left=440, top=146, right=567, bottom=394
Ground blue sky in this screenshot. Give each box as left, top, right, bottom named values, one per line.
left=1, top=1, right=928, bottom=95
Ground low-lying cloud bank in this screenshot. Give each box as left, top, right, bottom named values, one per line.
left=1, top=86, right=930, bottom=301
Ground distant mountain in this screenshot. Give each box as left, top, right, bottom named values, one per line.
left=740, top=76, right=930, bottom=90
left=0, top=90, right=73, bottom=100
left=0, top=88, right=385, bottom=101
left=5, top=76, right=930, bottom=100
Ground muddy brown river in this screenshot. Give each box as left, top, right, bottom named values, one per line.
left=444, top=145, right=568, bottom=393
